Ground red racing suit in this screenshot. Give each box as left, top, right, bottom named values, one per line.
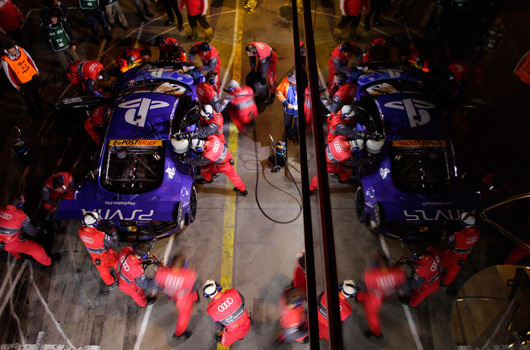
left=179, top=0, right=207, bottom=16
left=326, top=111, right=359, bottom=144
left=324, top=83, right=357, bottom=114
left=278, top=289, right=308, bottom=343
left=85, top=105, right=109, bottom=145
left=0, top=0, right=23, bottom=34
left=292, top=263, right=306, bottom=292
left=356, top=266, right=407, bottom=336
left=159, top=37, right=186, bottom=61
left=154, top=265, right=199, bottom=336
left=304, top=87, right=312, bottom=132
left=317, top=292, right=352, bottom=341
left=408, top=247, right=442, bottom=307
left=66, top=60, right=104, bottom=96
left=115, top=48, right=146, bottom=73
left=248, top=41, right=278, bottom=94
left=78, top=225, right=118, bottom=286
left=448, top=61, right=472, bottom=82
left=189, top=109, right=225, bottom=144
left=207, top=288, right=252, bottom=347
left=117, top=246, right=155, bottom=307
left=0, top=204, right=51, bottom=266
left=189, top=42, right=221, bottom=91
left=196, top=82, right=227, bottom=112
left=41, top=172, right=75, bottom=213
left=328, top=43, right=357, bottom=95
left=184, top=135, right=246, bottom=191
left=310, top=135, right=354, bottom=191
left=441, top=226, right=480, bottom=286
left=227, top=85, right=257, bottom=133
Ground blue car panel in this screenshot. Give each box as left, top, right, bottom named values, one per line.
left=56, top=69, right=200, bottom=240
left=354, top=68, right=477, bottom=239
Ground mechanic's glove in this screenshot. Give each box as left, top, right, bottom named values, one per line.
left=260, top=76, right=267, bottom=85
left=281, top=99, right=289, bottom=108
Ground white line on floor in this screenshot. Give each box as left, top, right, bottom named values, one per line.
left=0, top=261, right=28, bottom=317
left=133, top=234, right=175, bottom=350
left=379, top=234, right=424, bottom=350
left=29, top=265, right=78, bottom=350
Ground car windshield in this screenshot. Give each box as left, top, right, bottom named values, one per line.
left=101, top=140, right=166, bottom=194
left=390, top=142, right=455, bottom=194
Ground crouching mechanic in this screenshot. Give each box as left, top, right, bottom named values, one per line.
left=203, top=280, right=252, bottom=346
left=276, top=286, right=308, bottom=344
left=153, top=255, right=200, bottom=340
left=317, top=280, right=356, bottom=341
left=66, top=59, right=109, bottom=97
left=0, top=194, right=60, bottom=266
left=116, top=242, right=157, bottom=307
left=405, top=246, right=442, bottom=307
left=78, top=211, right=118, bottom=290
left=178, top=135, right=248, bottom=196
left=41, top=171, right=75, bottom=213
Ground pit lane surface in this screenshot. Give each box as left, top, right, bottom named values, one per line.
left=1, top=0, right=529, bottom=349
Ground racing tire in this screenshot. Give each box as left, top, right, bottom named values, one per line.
left=189, top=185, right=197, bottom=224
left=355, top=184, right=366, bottom=224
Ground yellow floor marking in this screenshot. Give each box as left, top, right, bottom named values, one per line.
left=218, top=1, right=243, bottom=349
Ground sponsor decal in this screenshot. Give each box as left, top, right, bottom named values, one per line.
left=166, top=167, right=175, bottom=179
left=384, top=98, right=436, bottom=127
left=109, top=139, right=162, bottom=147
left=0, top=211, right=13, bottom=220
left=218, top=298, right=234, bottom=312
left=403, top=209, right=462, bottom=221
left=379, top=168, right=390, bottom=179
left=104, top=201, right=136, bottom=206
left=81, top=235, right=93, bottom=244
left=393, top=140, right=446, bottom=147
left=81, top=209, right=155, bottom=221
left=117, top=98, right=170, bottom=127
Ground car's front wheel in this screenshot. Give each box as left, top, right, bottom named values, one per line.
left=355, top=184, right=366, bottom=224
left=189, top=185, right=197, bottom=224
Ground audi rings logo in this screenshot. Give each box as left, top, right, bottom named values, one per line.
left=217, top=298, right=233, bottom=312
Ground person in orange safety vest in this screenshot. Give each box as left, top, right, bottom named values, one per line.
left=78, top=211, right=119, bottom=290
left=1, top=42, right=42, bottom=118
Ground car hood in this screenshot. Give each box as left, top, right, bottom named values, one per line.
left=108, top=92, right=178, bottom=140
left=374, top=92, right=445, bottom=141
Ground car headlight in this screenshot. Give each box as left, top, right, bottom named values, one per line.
left=176, top=201, right=183, bottom=226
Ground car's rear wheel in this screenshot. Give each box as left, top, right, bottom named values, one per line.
left=189, top=185, right=197, bottom=224
left=355, top=184, right=366, bottom=224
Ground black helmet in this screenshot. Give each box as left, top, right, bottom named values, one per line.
left=133, top=242, right=150, bottom=259
left=126, top=54, right=136, bottom=65
left=198, top=41, right=210, bottom=52
left=246, top=44, right=257, bottom=54
left=154, top=36, right=166, bottom=46
left=52, top=175, right=65, bottom=189
left=9, top=193, right=24, bottom=209
left=340, top=42, right=355, bottom=53
left=140, top=48, right=152, bottom=57
left=98, top=70, right=109, bottom=80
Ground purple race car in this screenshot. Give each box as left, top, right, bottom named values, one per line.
left=56, top=62, right=203, bottom=241
left=352, top=66, right=478, bottom=240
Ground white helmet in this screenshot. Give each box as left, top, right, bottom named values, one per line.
left=83, top=211, right=101, bottom=228
left=228, top=80, right=240, bottom=91
left=203, top=279, right=221, bottom=298
left=349, top=139, right=364, bottom=151
left=366, top=139, right=385, bottom=154
left=340, top=280, right=357, bottom=298
left=461, top=212, right=476, bottom=226
left=190, top=138, right=205, bottom=152
left=171, top=138, right=189, bottom=154
left=340, top=105, right=356, bottom=119
left=200, top=104, right=214, bottom=119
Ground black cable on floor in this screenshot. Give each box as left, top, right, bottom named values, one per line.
left=252, top=126, right=303, bottom=224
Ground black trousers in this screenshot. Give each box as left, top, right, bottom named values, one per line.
left=20, top=76, right=42, bottom=118
left=188, top=13, right=211, bottom=29
left=336, top=14, right=362, bottom=35
left=162, top=0, right=183, bottom=24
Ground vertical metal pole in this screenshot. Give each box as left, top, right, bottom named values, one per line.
left=290, top=1, right=320, bottom=349
left=295, top=0, right=344, bottom=348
